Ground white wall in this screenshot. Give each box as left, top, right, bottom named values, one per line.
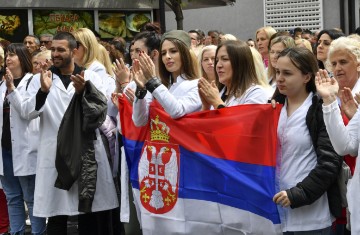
left=165, top=0, right=341, bottom=40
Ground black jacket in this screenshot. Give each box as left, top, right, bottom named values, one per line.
left=55, top=80, right=107, bottom=213
left=274, top=93, right=343, bottom=218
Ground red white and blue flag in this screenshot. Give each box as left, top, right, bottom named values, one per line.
left=119, top=97, right=282, bottom=235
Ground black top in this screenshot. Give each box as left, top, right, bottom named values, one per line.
left=2, top=77, right=23, bottom=150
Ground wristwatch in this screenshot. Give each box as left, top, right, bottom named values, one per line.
left=135, top=86, right=147, bottom=99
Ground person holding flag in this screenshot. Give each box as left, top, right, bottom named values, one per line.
left=197, top=40, right=269, bottom=109
left=272, top=47, right=342, bottom=234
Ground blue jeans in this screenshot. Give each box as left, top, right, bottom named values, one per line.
left=284, top=226, right=332, bottom=235
left=0, top=148, right=46, bottom=235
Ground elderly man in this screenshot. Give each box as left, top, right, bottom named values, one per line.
left=39, top=34, right=53, bottom=50
left=23, top=35, right=40, bottom=54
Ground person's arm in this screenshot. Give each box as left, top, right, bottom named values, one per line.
left=323, top=100, right=359, bottom=156
left=7, top=74, right=45, bottom=120
left=132, top=90, right=153, bottom=127
left=151, top=81, right=202, bottom=119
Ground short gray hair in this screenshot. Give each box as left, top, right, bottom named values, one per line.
left=328, top=36, right=360, bottom=68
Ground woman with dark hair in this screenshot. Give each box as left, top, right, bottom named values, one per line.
left=316, top=29, right=344, bottom=70
left=0, top=43, right=46, bottom=234
left=197, top=40, right=269, bottom=109
left=131, top=30, right=201, bottom=126
left=272, top=47, right=342, bottom=234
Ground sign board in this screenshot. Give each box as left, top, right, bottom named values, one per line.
left=33, top=10, right=94, bottom=36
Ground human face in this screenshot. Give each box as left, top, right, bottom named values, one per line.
left=5, top=51, right=21, bottom=73
left=189, top=32, right=199, bottom=48
left=74, top=41, right=85, bottom=66
left=50, top=39, right=73, bottom=70
left=40, top=36, right=52, bottom=49
left=161, top=40, right=182, bottom=78
left=301, top=33, right=312, bottom=42
left=330, top=49, right=360, bottom=90
left=317, top=33, right=332, bottom=62
left=201, top=49, right=216, bottom=79
left=133, top=39, right=148, bottom=60
left=269, top=42, right=285, bottom=68
left=32, top=56, right=41, bottom=74
left=129, top=44, right=135, bottom=61
left=247, top=41, right=255, bottom=48
left=23, top=36, right=38, bottom=54
left=275, top=56, right=310, bottom=98
left=209, top=32, right=219, bottom=45
left=32, top=55, right=49, bottom=74
left=216, top=46, right=233, bottom=87
left=256, top=30, right=269, bottom=56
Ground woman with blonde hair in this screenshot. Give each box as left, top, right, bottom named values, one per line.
left=295, top=38, right=313, bottom=52
left=267, top=36, right=296, bottom=89
left=256, top=26, right=277, bottom=68
left=199, top=45, right=217, bottom=82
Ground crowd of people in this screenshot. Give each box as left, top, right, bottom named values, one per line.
left=0, top=23, right=359, bottom=235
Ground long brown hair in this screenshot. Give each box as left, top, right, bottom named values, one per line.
left=158, top=38, right=200, bottom=88
left=215, top=40, right=260, bottom=101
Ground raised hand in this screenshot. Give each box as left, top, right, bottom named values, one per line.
left=138, top=51, right=156, bottom=81
left=315, top=69, right=339, bottom=105
left=132, top=59, right=147, bottom=89
left=71, top=70, right=85, bottom=94
left=339, top=87, right=358, bottom=120
left=198, top=77, right=223, bottom=109
left=5, top=68, right=15, bottom=92
left=40, top=62, right=52, bottom=93
left=113, top=58, right=130, bottom=88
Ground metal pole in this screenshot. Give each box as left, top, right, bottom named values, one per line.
left=159, top=0, right=166, bottom=33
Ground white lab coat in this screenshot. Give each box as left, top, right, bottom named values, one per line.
left=20, top=70, right=119, bottom=217
left=323, top=100, right=360, bottom=234
left=0, top=73, right=40, bottom=176
left=132, top=75, right=202, bottom=126
left=87, top=60, right=116, bottom=99
left=216, top=84, right=269, bottom=108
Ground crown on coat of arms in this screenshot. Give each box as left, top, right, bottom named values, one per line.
left=150, top=115, right=170, bottom=142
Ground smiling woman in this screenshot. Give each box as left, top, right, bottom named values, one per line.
left=0, top=43, right=46, bottom=235
left=131, top=30, right=202, bottom=127
left=198, top=40, right=269, bottom=110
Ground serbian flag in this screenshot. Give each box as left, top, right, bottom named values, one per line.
left=119, top=97, right=282, bottom=235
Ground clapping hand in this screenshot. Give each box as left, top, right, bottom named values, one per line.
left=71, top=70, right=85, bottom=94
left=198, top=77, right=223, bottom=109
left=39, top=62, right=52, bottom=93
left=113, top=58, right=130, bottom=89
left=5, top=68, right=15, bottom=92
left=132, top=59, right=147, bottom=89
left=138, top=51, right=156, bottom=81
left=339, top=87, right=358, bottom=120
left=315, top=69, right=339, bottom=105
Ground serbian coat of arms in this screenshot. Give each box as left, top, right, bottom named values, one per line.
left=138, top=115, right=180, bottom=214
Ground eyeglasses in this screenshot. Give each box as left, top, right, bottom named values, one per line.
left=40, top=41, right=51, bottom=44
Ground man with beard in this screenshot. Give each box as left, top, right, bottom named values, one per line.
left=18, top=32, right=119, bottom=234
